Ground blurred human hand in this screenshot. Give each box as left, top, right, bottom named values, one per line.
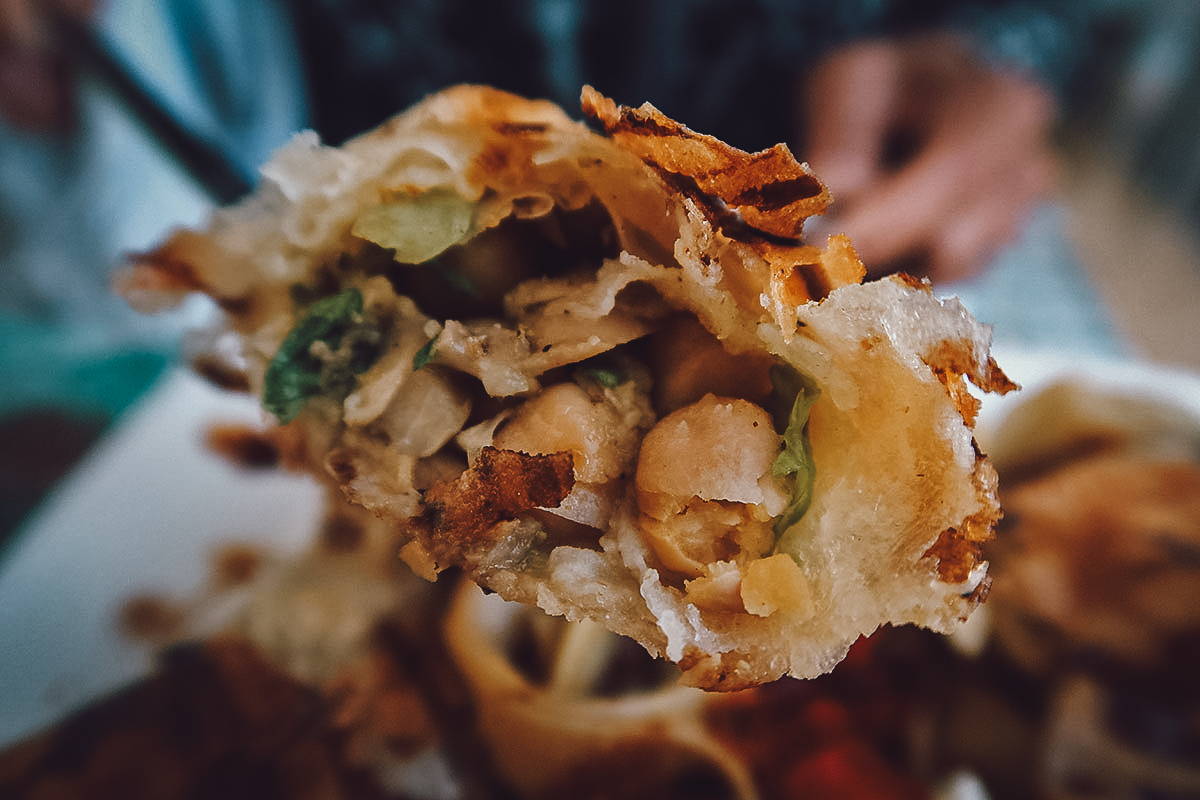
left=0, top=0, right=98, bottom=131
left=800, top=33, right=1058, bottom=284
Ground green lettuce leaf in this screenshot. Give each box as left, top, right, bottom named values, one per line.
left=351, top=190, right=474, bottom=264
left=263, top=288, right=375, bottom=423
left=770, top=366, right=821, bottom=538
left=412, top=333, right=440, bottom=371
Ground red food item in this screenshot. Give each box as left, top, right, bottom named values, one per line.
left=783, top=740, right=929, bottom=800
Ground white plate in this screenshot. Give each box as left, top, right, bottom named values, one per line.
left=0, top=369, right=324, bottom=748
left=976, top=346, right=1200, bottom=450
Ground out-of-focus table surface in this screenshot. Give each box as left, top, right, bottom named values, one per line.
left=0, top=369, right=323, bottom=749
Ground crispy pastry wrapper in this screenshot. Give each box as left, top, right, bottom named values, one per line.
left=119, top=85, right=1014, bottom=689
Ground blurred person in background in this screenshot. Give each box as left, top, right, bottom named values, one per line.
left=287, top=0, right=1074, bottom=286
left=0, top=0, right=1123, bottom=541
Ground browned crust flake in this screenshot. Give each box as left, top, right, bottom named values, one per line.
left=412, top=447, right=576, bottom=566
left=580, top=85, right=830, bottom=243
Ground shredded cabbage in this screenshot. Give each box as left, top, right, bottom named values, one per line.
left=351, top=190, right=475, bottom=264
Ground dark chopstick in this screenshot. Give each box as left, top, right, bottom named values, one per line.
left=52, top=16, right=255, bottom=205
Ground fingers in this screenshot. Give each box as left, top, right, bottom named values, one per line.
left=801, top=40, right=901, bottom=203
left=801, top=33, right=1059, bottom=284
left=927, top=184, right=1031, bottom=283
left=818, top=145, right=961, bottom=276
left=832, top=127, right=1057, bottom=283
left=918, top=69, right=1059, bottom=282
left=929, top=147, right=1057, bottom=282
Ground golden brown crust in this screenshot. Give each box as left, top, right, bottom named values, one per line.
left=116, top=84, right=1010, bottom=689
left=922, top=527, right=986, bottom=584
left=412, top=447, right=576, bottom=568
left=204, top=423, right=283, bottom=469
left=580, top=86, right=829, bottom=243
